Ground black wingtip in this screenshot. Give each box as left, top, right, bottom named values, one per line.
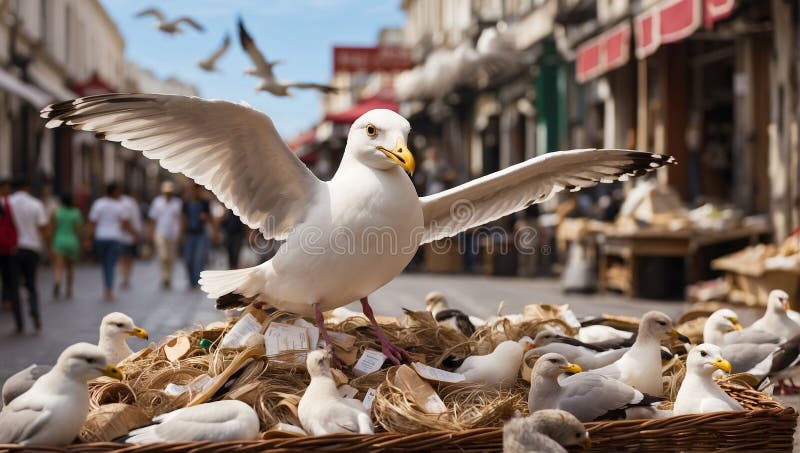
left=216, top=292, right=248, bottom=310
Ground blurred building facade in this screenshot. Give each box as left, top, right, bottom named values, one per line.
left=393, top=0, right=799, bottom=240
left=0, top=0, right=196, bottom=204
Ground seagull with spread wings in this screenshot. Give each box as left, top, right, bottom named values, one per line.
left=238, top=18, right=336, bottom=97
left=135, top=7, right=204, bottom=35
left=41, top=94, right=674, bottom=366
left=196, top=34, right=230, bottom=73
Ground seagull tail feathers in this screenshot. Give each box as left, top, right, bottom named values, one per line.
left=124, top=425, right=161, bottom=444
left=199, top=266, right=259, bottom=299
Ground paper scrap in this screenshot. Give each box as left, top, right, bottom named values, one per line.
left=338, top=384, right=358, bottom=399
left=163, top=374, right=214, bottom=396
left=220, top=313, right=263, bottom=349
left=393, top=365, right=447, bottom=414
left=294, top=318, right=320, bottom=350
left=412, top=362, right=465, bottom=383
left=353, top=349, right=387, bottom=376
left=264, top=322, right=310, bottom=356
left=164, top=383, right=187, bottom=396
left=363, top=388, right=377, bottom=410
left=327, top=330, right=357, bottom=349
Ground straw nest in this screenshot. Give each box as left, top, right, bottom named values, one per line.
left=81, top=308, right=783, bottom=442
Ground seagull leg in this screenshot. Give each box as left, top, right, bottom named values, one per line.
left=361, top=296, right=410, bottom=365
left=313, top=303, right=344, bottom=369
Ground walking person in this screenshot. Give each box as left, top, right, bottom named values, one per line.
left=221, top=209, right=246, bottom=269
left=0, top=180, right=20, bottom=324
left=148, top=181, right=182, bottom=289
left=51, top=193, right=83, bottom=299
left=182, top=184, right=213, bottom=289
left=87, top=183, right=135, bottom=301
left=8, top=179, right=49, bottom=332
left=118, top=186, right=143, bottom=290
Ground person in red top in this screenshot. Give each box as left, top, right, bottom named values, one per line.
left=0, top=180, right=20, bottom=332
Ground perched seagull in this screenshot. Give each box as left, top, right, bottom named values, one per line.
left=424, top=291, right=481, bottom=337
left=41, top=93, right=674, bottom=367
left=703, top=308, right=782, bottom=346
left=0, top=343, right=122, bottom=445
left=748, top=290, right=800, bottom=339
left=2, top=364, right=50, bottom=406
left=456, top=340, right=531, bottom=387
left=298, top=349, right=373, bottom=435
left=576, top=324, right=633, bottom=344
left=503, top=409, right=590, bottom=453
left=589, top=311, right=689, bottom=396
left=238, top=18, right=336, bottom=96
left=98, top=312, right=149, bottom=365
left=673, top=343, right=742, bottom=415
left=2, top=312, right=146, bottom=405
left=135, top=8, right=204, bottom=35
left=196, top=34, right=230, bottom=73
left=529, top=353, right=662, bottom=422
left=125, top=400, right=259, bottom=443
left=528, top=331, right=630, bottom=371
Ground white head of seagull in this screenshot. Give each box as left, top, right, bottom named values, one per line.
left=532, top=353, right=584, bottom=378
left=56, top=343, right=123, bottom=382
left=686, top=343, right=732, bottom=375
left=98, top=312, right=148, bottom=365
left=703, top=309, right=742, bottom=345
left=344, top=109, right=415, bottom=175
left=306, top=348, right=334, bottom=379
left=767, top=289, right=791, bottom=314
left=638, top=311, right=686, bottom=342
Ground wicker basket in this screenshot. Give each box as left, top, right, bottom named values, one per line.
left=2, top=379, right=795, bottom=452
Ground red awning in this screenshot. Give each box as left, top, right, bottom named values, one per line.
left=704, top=0, right=735, bottom=28
left=634, top=0, right=704, bottom=59
left=576, top=22, right=631, bottom=84
left=71, top=72, right=115, bottom=96
left=323, top=96, right=398, bottom=124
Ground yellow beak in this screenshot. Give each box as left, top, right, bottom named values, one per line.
left=671, top=329, right=691, bottom=343
left=102, top=365, right=124, bottom=380
left=378, top=138, right=415, bottom=175
left=730, top=322, right=743, bottom=331
left=560, top=363, right=582, bottom=374
left=582, top=437, right=592, bottom=449
left=710, top=357, right=732, bottom=374
left=129, top=326, right=149, bottom=340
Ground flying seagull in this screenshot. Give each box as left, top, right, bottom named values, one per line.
left=238, top=18, right=336, bottom=96
left=136, top=8, right=204, bottom=35
left=41, top=94, right=675, bottom=366
left=196, top=34, right=230, bottom=73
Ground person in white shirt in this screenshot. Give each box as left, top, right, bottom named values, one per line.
left=88, top=183, right=135, bottom=301
left=8, top=180, right=49, bottom=333
left=148, top=181, right=183, bottom=289
left=118, top=187, right=143, bottom=290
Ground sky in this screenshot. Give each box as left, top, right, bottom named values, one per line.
left=99, top=0, right=406, bottom=139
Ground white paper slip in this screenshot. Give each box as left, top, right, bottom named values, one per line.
left=219, top=313, right=263, bottom=349
left=187, top=374, right=214, bottom=393
left=164, top=383, right=187, bottom=396
left=264, top=322, right=310, bottom=356
left=423, top=393, right=447, bottom=413
left=338, top=384, right=359, bottom=400
left=327, top=330, right=357, bottom=349
left=294, top=318, right=320, bottom=350
left=363, top=388, right=377, bottom=410
left=353, top=349, right=387, bottom=376
left=412, top=362, right=466, bottom=383
left=560, top=307, right=581, bottom=329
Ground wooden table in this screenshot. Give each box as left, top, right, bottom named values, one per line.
left=598, top=225, right=771, bottom=298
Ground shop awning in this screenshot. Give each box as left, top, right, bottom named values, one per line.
left=704, top=0, right=735, bottom=29
left=0, top=68, right=53, bottom=108
left=323, top=96, right=398, bottom=124
left=71, top=72, right=116, bottom=96
left=634, top=0, right=707, bottom=59
left=575, top=22, right=631, bottom=84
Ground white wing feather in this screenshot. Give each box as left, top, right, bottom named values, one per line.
left=419, top=149, right=674, bottom=244
left=41, top=94, right=322, bottom=240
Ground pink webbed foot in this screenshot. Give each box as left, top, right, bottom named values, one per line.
left=361, top=297, right=411, bottom=365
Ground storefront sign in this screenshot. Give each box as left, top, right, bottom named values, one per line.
left=576, top=22, right=631, bottom=83
left=333, top=46, right=412, bottom=73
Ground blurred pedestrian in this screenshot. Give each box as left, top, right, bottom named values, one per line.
left=118, top=186, right=143, bottom=290
left=182, top=184, right=213, bottom=288
left=51, top=193, right=83, bottom=299
left=0, top=180, right=20, bottom=323
left=148, top=181, right=182, bottom=289
left=8, top=179, right=48, bottom=332
left=221, top=209, right=246, bottom=269
left=88, top=183, right=135, bottom=301
left=421, top=146, right=456, bottom=196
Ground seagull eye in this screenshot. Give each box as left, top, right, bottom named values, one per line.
left=114, top=323, right=124, bottom=327
left=365, top=124, right=377, bottom=137
left=700, top=351, right=707, bottom=357
left=656, top=320, right=667, bottom=326
left=549, top=359, right=558, bottom=364
left=86, top=357, right=95, bottom=364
